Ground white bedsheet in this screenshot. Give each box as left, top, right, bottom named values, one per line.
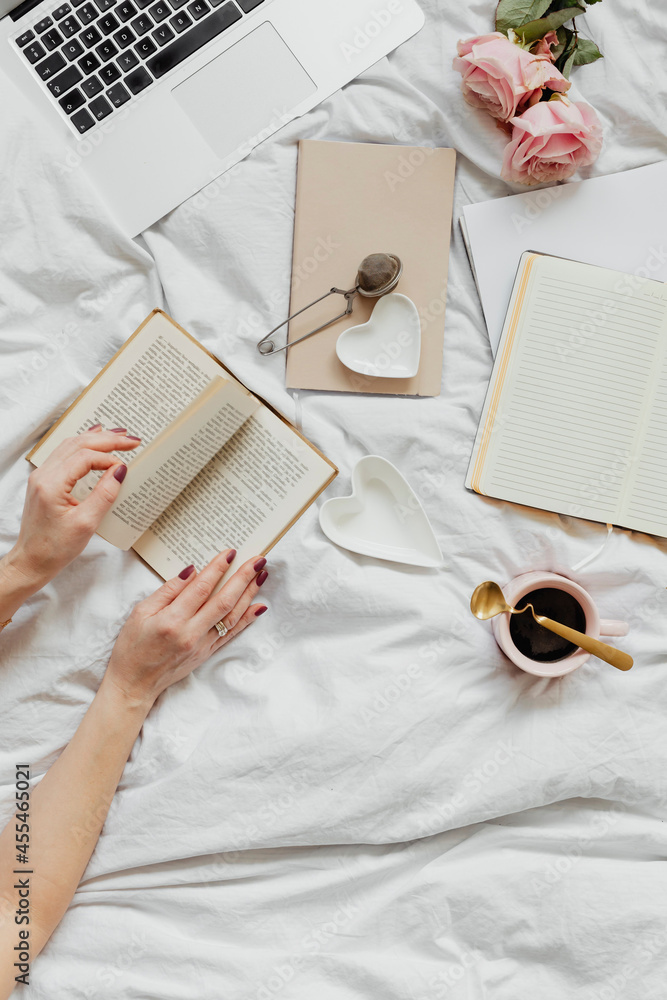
left=2, top=0, right=667, bottom=996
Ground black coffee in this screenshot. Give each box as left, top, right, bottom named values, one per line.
left=509, top=587, right=587, bottom=663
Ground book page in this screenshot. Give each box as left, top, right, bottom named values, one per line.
left=96, top=378, right=259, bottom=549
left=133, top=404, right=334, bottom=580
left=467, top=254, right=667, bottom=530
left=29, top=311, right=224, bottom=468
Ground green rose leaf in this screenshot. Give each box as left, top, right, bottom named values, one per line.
left=514, top=5, right=586, bottom=45
left=573, top=37, right=604, bottom=64
left=495, top=0, right=552, bottom=34
left=561, top=47, right=576, bottom=77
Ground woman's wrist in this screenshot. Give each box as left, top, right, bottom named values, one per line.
left=0, top=546, right=48, bottom=623
left=97, top=672, right=157, bottom=720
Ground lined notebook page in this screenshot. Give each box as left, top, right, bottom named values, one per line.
left=467, top=253, right=667, bottom=533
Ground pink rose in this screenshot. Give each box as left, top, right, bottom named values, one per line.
left=531, top=30, right=559, bottom=60
left=501, top=96, right=603, bottom=184
left=453, top=32, right=570, bottom=122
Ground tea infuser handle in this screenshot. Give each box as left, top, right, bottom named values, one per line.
left=257, top=287, right=358, bottom=355
left=529, top=608, right=634, bottom=672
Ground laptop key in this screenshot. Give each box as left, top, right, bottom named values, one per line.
left=187, top=0, right=208, bottom=19
left=59, top=16, right=80, bottom=36
left=107, top=81, right=130, bottom=105
left=113, top=26, right=135, bottom=46
left=99, top=13, right=119, bottom=32
left=16, top=29, right=35, bottom=46
left=35, top=50, right=66, bottom=78
left=94, top=0, right=117, bottom=9
left=78, top=3, right=97, bottom=22
left=58, top=87, right=85, bottom=113
left=117, top=49, right=138, bottom=69
left=47, top=63, right=82, bottom=93
left=35, top=16, right=54, bottom=32
left=152, top=23, right=173, bottom=44
left=78, top=52, right=100, bottom=72
left=170, top=0, right=188, bottom=8
left=71, top=107, right=95, bottom=131
left=116, top=1, right=136, bottom=19
left=169, top=10, right=190, bottom=32
left=96, top=39, right=118, bottom=59
left=24, top=42, right=46, bottom=63
left=63, top=38, right=84, bottom=58
left=34, top=52, right=66, bottom=80
left=134, top=0, right=151, bottom=7
left=125, top=65, right=151, bottom=93
left=236, top=0, right=264, bottom=10
left=134, top=36, right=156, bottom=55
left=89, top=93, right=113, bottom=118
left=148, top=0, right=170, bottom=21
left=82, top=26, right=102, bottom=45
left=100, top=62, right=121, bottom=82
left=130, top=13, right=152, bottom=34
left=82, top=73, right=103, bottom=95
left=54, top=4, right=73, bottom=18
left=42, top=29, right=64, bottom=50
left=149, top=2, right=240, bottom=77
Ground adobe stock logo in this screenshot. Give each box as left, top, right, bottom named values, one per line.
left=340, top=0, right=404, bottom=63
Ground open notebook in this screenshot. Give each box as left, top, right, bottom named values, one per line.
left=466, top=252, right=667, bottom=537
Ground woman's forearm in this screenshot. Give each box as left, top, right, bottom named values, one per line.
left=0, top=549, right=44, bottom=627
left=0, top=677, right=152, bottom=997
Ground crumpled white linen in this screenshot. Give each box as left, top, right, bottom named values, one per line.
left=1, top=0, right=666, bottom=996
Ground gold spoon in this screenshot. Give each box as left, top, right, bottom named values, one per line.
left=470, top=581, right=633, bottom=672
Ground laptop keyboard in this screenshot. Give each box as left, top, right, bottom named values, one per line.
left=13, top=0, right=266, bottom=136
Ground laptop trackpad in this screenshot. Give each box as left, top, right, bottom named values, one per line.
left=172, top=22, right=316, bottom=159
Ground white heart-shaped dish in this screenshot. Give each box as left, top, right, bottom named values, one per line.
left=335, top=293, right=421, bottom=379
left=319, top=455, right=443, bottom=568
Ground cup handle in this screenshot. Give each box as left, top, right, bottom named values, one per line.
left=600, top=619, right=629, bottom=637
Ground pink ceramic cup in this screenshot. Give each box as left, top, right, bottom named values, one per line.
left=491, top=571, right=629, bottom=678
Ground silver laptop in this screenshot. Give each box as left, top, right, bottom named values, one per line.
left=1, top=0, right=424, bottom=235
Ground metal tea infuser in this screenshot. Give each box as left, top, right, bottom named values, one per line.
left=256, top=252, right=403, bottom=356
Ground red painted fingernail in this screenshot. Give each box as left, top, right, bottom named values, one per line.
left=110, top=427, right=127, bottom=433
left=254, top=606, right=268, bottom=617
left=113, top=464, right=127, bottom=483
left=126, top=435, right=141, bottom=441
left=90, top=423, right=102, bottom=431
left=253, top=557, right=267, bottom=572
left=226, top=549, right=237, bottom=564
left=256, top=570, right=268, bottom=587
left=179, top=564, right=195, bottom=580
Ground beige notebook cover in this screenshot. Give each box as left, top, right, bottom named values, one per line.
left=285, top=140, right=456, bottom=396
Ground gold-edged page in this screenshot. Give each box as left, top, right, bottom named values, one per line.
left=468, top=255, right=667, bottom=529
left=28, top=311, right=226, bottom=468
left=96, top=377, right=260, bottom=550
left=133, top=404, right=334, bottom=581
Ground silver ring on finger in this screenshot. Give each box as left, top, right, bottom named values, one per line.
left=214, top=618, right=229, bottom=638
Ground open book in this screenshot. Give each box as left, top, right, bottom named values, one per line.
left=28, top=311, right=337, bottom=577
left=466, top=252, right=667, bottom=537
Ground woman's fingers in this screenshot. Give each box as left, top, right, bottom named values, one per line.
left=208, top=568, right=268, bottom=635
left=196, top=555, right=267, bottom=631
left=138, top=564, right=198, bottom=616
left=47, top=430, right=141, bottom=465
left=211, top=603, right=268, bottom=652
left=172, top=548, right=238, bottom=618
left=77, top=462, right=131, bottom=525
left=60, top=450, right=122, bottom=491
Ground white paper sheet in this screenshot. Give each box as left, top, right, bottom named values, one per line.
left=462, top=160, right=667, bottom=354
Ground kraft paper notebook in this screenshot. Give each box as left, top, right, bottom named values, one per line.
left=28, top=311, right=337, bottom=578
left=285, top=139, right=456, bottom=396
left=467, top=252, right=667, bottom=538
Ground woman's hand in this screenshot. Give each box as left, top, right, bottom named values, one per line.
left=4, top=427, right=141, bottom=594
left=103, top=548, right=269, bottom=709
